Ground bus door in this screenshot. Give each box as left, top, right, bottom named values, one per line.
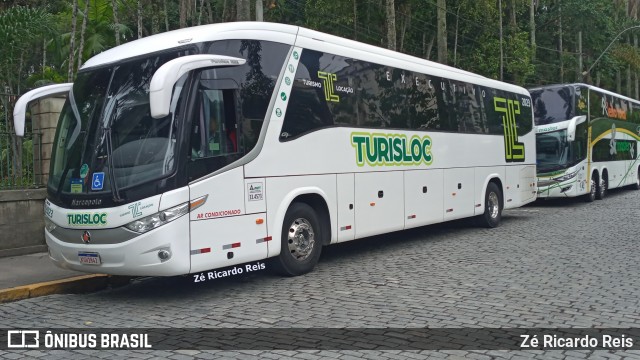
left=187, top=77, right=268, bottom=273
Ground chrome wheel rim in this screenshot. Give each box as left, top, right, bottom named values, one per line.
left=590, top=179, right=596, bottom=198
left=488, top=192, right=499, bottom=219
left=287, top=218, right=315, bottom=261
left=600, top=179, right=607, bottom=195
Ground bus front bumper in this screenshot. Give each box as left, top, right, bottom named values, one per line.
left=536, top=180, right=581, bottom=198
left=45, top=215, right=191, bottom=277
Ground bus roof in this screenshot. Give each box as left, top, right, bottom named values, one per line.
left=529, top=83, right=640, bottom=104
left=82, top=22, right=527, bottom=96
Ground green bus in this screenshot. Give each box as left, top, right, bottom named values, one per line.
left=531, top=83, right=640, bottom=201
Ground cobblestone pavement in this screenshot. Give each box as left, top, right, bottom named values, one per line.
left=2, top=188, right=640, bottom=359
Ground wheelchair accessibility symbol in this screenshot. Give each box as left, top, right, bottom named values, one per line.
left=91, top=172, right=105, bottom=191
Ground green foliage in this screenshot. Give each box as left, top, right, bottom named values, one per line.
left=505, top=31, right=535, bottom=85
left=612, top=43, right=640, bottom=72
left=0, top=6, right=56, bottom=94
left=2, top=0, right=640, bottom=105
left=26, top=66, right=66, bottom=88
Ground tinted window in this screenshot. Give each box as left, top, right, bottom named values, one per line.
left=202, top=40, right=290, bottom=152
left=187, top=40, right=289, bottom=181
left=589, top=89, right=632, bottom=123
left=281, top=49, right=533, bottom=140
left=593, top=139, right=637, bottom=161
left=531, top=86, right=575, bottom=125
left=630, top=102, right=640, bottom=124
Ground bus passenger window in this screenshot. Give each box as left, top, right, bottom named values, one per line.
left=191, top=89, right=238, bottom=159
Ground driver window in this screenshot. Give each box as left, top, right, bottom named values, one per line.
left=191, top=88, right=238, bottom=159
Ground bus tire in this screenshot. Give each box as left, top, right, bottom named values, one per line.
left=585, top=178, right=596, bottom=202
left=274, top=202, right=323, bottom=276
left=596, top=176, right=607, bottom=200
left=477, top=182, right=502, bottom=228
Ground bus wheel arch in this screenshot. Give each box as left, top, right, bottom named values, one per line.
left=272, top=191, right=331, bottom=276
left=586, top=173, right=597, bottom=202
left=291, top=193, right=332, bottom=247
left=476, top=178, right=503, bottom=228
left=597, top=168, right=608, bottom=200
left=591, top=170, right=600, bottom=200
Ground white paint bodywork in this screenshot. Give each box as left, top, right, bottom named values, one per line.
left=39, top=22, right=536, bottom=276
left=47, top=215, right=191, bottom=276
left=45, top=196, right=161, bottom=229
left=149, top=54, right=246, bottom=118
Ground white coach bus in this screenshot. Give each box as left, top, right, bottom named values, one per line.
left=14, top=22, right=536, bottom=277
left=531, top=83, right=640, bottom=201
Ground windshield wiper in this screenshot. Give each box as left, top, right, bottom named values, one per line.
left=103, top=97, right=123, bottom=203
left=55, top=90, right=85, bottom=198
left=105, top=127, right=123, bottom=202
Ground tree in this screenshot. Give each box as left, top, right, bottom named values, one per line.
left=68, top=0, right=79, bottom=81
left=385, top=0, right=396, bottom=50
left=0, top=6, right=54, bottom=182
left=112, top=0, right=120, bottom=45
left=437, top=0, right=447, bottom=64
left=137, top=0, right=142, bottom=38
left=530, top=0, right=536, bottom=62
left=77, top=0, right=90, bottom=70
left=237, top=0, right=250, bottom=21
left=256, top=0, right=264, bottom=21
left=180, top=0, right=187, bottom=28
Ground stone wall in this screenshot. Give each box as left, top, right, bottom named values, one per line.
left=0, top=97, right=63, bottom=257
left=0, top=188, right=48, bottom=257
left=31, top=97, right=65, bottom=186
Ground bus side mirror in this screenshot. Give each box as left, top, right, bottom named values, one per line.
left=566, top=115, right=586, bottom=142
left=13, top=83, right=73, bottom=136
left=149, top=55, right=246, bottom=119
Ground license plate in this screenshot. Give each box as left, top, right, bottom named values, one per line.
left=78, top=252, right=101, bottom=265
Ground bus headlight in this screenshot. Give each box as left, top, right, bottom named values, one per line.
left=554, top=171, right=578, bottom=182
left=44, top=218, right=57, bottom=233
left=124, top=203, right=189, bottom=233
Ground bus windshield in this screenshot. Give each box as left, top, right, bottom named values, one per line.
left=48, top=49, right=189, bottom=197
left=536, top=129, right=581, bottom=173
left=531, top=86, right=574, bottom=125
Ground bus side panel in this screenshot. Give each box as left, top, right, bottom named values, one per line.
left=189, top=167, right=246, bottom=221
left=629, top=144, right=640, bottom=186
left=404, top=169, right=444, bottom=229
left=265, top=174, right=337, bottom=257
left=245, top=178, right=266, bottom=214
left=336, top=173, right=355, bottom=243
left=473, top=167, right=505, bottom=216
left=190, top=214, right=268, bottom=274
left=354, top=171, right=404, bottom=239
left=610, top=161, right=625, bottom=189
left=519, top=165, right=537, bottom=204
left=443, top=168, right=475, bottom=221
left=504, top=166, right=520, bottom=209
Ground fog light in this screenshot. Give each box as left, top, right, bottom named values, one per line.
left=158, top=250, right=171, bottom=262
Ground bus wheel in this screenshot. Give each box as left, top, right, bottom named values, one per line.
left=633, top=170, right=640, bottom=190
left=585, top=179, right=596, bottom=202
left=275, top=202, right=323, bottom=276
left=477, top=182, right=502, bottom=228
left=596, top=177, right=607, bottom=200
